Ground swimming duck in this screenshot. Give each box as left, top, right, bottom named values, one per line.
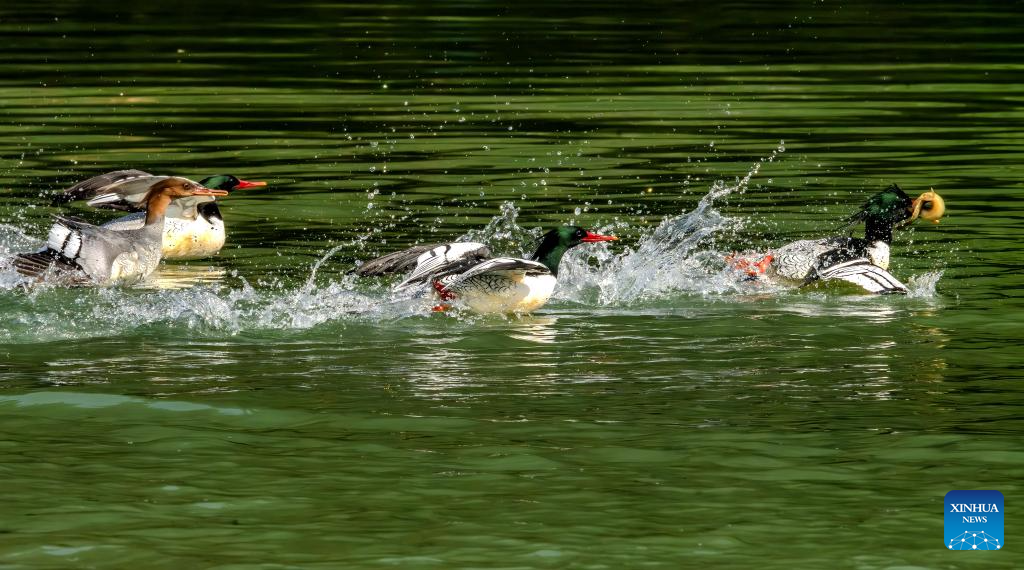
left=355, top=226, right=618, bottom=313
left=58, top=170, right=266, bottom=259
left=14, top=178, right=227, bottom=285
left=731, top=184, right=945, bottom=294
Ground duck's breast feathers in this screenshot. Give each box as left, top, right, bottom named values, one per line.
left=804, top=258, right=908, bottom=294
left=395, top=242, right=492, bottom=290
left=160, top=216, right=226, bottom=259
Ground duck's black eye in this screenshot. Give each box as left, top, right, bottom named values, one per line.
left=922, top=200, right=933, bottom=210
left=183, top=182, right=194, bottom=190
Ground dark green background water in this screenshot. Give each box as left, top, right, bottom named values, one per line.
left=1, top=1, right=1022, bottom=568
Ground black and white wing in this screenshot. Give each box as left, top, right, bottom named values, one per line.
left=443, top=257, right=551, bottom=292
left=56, top=170, right=169, bottom=211
left=394, top=242, right=492, bottom=290
left=12, top=216, right=101, bottom=281
left=352, top=244, right=441, bottom=277
left=772, top=236, right=861, bottom=280
left=803, top=258, right=909, bottom=294
left=18, top=216, right=136, bottom=281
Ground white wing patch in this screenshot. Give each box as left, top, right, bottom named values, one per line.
left=396, top=242, right=490, bottom=290
left=47, top=221, right=83, bottom=259
left=814, top=259, right=908, bottom=294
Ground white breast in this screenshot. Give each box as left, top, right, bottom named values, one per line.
left=867, top=241, right=890, bottom=269
left=161, top=216, right=226, bottom=260
left=456, top=273, right=557, bottom=314
left=102, top=213, right=226, bottom=260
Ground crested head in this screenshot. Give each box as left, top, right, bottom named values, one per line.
left=845, top=184, right=946, bottom=244
left=849, top=184, right=913, bottom=227
left=847, top=184, right=911, bottom=245
left=144, top=177, right=207, bottom=199
left=549, top=226, right=589, bottom=248
left=200, top=174, right=267, bottom=191
left=200, top=175, right=242, bottom=191
left=143, top=177, right=226, bottom=224
left=531, top=225, right=617, bottom=275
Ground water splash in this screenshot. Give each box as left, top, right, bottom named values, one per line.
left=0, top=223, right=42, bottom=255
left=555, top=145, right=786, bottom=305
left=0, top=143, right=944, bottom=342
left=907, top=270, right=943, bottom=298
left=461, top=200, right=539, bottom=257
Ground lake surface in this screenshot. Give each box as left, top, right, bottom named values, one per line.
left=1, top=1, right=1022, bottom=567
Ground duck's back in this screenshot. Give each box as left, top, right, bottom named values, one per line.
left=771, top=237, right=855, bottom=280
left=52, top=219, right=162, bottom=284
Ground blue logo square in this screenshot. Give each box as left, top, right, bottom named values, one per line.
left=945, top=490, right=1003, bottom=550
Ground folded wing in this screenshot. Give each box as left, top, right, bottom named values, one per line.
left=394, top=243, right=492, bottom=290
left=804, top=258, right=909, bottom=294
left=443, top=257, right=551, bottom=291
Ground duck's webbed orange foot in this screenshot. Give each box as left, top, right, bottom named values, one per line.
left=727, top=253, right=773, bottom=277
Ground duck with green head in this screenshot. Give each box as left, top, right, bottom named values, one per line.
left=58, top=170, right=267, bottom=259
left=731, top=184, right=945, bottom=293
left=15, top=177, right=228, bottom=285
left=355, top=225, right=618, bottom=314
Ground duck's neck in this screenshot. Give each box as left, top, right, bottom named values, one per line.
left=531, top=236, right=569, bottom=276
left=145, top=193, right=172, bottom=226
left=864, top=218, right=895, bottom=244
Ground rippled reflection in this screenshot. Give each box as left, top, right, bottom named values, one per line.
left=143, top=265, right=228, bottom=290
left=506, top=316, right=559, bottom=345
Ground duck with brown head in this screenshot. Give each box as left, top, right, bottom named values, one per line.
left=56, top=170, right=267, bottom=260
left=14, top=177, right=226, bottom=285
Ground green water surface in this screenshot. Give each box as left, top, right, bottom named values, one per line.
left=1, top=1, right=1023, bottom=568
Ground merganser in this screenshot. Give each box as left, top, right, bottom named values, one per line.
left=58, top=170, right=266, bottom=260
left=355, top=226, right=618, bottom=314
left=13, top=177, right=227, bottom=285
left=732, top=185, right=945, bottom=294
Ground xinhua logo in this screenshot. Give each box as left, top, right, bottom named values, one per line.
left=945, top=490, right=1003, bottom=550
